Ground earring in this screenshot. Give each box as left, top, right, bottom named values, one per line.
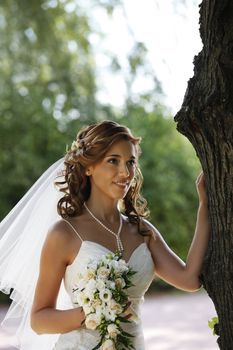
left=86, top=169, right=90, bottom=176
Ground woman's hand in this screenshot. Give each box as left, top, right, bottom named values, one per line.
left=122, top=301, right=132, bottom=320
left=122, top=301, right=139, bottom=322
left=196, top=171, right=208, bottom=205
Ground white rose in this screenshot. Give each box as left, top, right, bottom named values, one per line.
left=99, top=289, right=112, bottom=302
left=102, top=308, right=116, bottom=322
left=115, top=277, right=126, bottom=289
left=91, top=298, right=102, bottom=309
left=97, top=266, right=110, bottom=279
left=118, top=259, right=129, bottom=273
left=106, top=280, right=115, bottom=289
left=96, top=278, right=105, bottom=290
left=108, top=299, right=123, bottom=314
left=85, top=278, right=97, bottom=298
left=109, top=260, right=118, bottom=270
left=83, top=268, right=96, bottom=281
left=101, top=339, right=115, bottom=350
left=95, top=304, right=105, bottom=319
left=85, top=313, right=101, bottom=330
left=107, top=324, right=120, bottom=338
left=108, top=259, right=127, bottom=275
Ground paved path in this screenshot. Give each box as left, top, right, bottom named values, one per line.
left=141, top=290, right=218, bottom=350
left=0, top=290, right=218, bottom=350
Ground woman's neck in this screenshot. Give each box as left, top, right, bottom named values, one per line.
left=85, top=197, right=120, bottom=224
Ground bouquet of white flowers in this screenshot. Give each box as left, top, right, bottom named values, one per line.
left=72, top=251, right=137, bottom=350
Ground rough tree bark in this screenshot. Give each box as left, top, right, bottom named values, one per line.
left=174, top=1, right=233, bottom=349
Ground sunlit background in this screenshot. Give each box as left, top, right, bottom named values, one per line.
left=89, top=0, right=202, bottom=112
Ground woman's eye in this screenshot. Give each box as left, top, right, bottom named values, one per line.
left=108, top=158, right=118, bottom=165
left=128, top=159, right=136, bottom=167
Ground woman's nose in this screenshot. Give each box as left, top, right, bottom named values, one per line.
left=119, top=164, right=130, bottom=177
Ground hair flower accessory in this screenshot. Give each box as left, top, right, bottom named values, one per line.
left=71, top=140, right=81, bottom=151
left=67, top=139, right=86, bottom=157
left=68, top=138, right=92, bottom=156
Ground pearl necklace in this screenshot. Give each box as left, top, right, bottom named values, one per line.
left=84, top=202, right=124, bottom=252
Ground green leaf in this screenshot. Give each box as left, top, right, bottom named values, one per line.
left=208, top=316, right=219, bottom=335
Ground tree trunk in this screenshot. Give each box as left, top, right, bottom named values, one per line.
left=174, top=1, right=233, bottom=349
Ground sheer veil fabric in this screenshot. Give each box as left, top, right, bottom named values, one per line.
left=0, top=158, right=72, bottom=350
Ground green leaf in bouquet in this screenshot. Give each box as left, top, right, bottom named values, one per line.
left=117, top=333, right=135, bottom=349
left=91, top=336, right=104, bottom=350
left=127, top=268, right=137, bottom=276
left=120, top=330, right=135, bottom=338
left=117, top=315, right=131, bottom=323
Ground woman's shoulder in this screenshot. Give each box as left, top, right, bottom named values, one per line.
left=45, top=219, right=77, bottom=252
left=122, top=215, right=159, bottom=245
left=41, top=219, right=79, bottom=265
left=48, top=219, right=72, bottom=239
left=140, top=218, right=157, bottom=231
left=140, top=218, right=160, bottom=242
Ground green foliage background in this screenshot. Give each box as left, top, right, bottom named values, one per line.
left=0, top=0, right=200, bottom=299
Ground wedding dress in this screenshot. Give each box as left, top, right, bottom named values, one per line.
left=53, top=223, right=155, bottom=350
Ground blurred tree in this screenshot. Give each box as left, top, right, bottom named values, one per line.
left=0, top=0, right=99, bottom=217
left=175, top=0, right=233, bottom=348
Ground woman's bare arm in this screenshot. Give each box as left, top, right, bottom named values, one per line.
left=30, top=222, right=85, bottom=334
left=147, top=172, right=210, bottom=292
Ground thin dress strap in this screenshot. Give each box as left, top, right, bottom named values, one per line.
left=63, top=219, right=83, bottom=242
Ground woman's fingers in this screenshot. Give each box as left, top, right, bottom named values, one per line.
left=196, top=171, right=204, bottom=183
left=122, top=301, right=133, bottom=320
left=196, top=170, right=208, bottom=203
left=123, top=301, right=131, bottom=312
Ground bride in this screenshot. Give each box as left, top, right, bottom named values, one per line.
left=0, top=120, right=210, bottom=350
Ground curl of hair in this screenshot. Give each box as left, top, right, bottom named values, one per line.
left=55, top=120, right=150, bottom=233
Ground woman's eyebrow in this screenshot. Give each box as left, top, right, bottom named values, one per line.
left=105, top=154, right=136, bottom=159
left=105, top=154, right=120, bottom=158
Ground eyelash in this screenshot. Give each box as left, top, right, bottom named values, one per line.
left=128, top=159, right=136, bottom=166
left=107, top=158, right=136, bottom=166
left=107, top=158, right=118, bottom=165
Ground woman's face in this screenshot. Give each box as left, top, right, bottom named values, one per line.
left=87, top=139, right=137, bottom=202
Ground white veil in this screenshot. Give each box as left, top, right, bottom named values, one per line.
left=0, top=158, right=72, bottom=350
